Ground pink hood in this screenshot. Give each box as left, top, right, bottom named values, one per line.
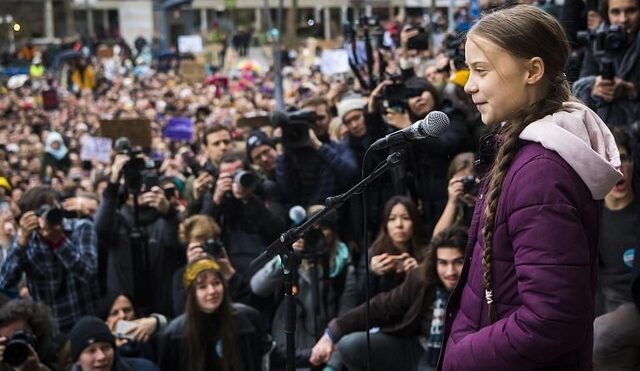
left=519, top=101, right=623, bottom=200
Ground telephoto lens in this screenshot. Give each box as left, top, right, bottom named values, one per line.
left=4, top=331, right=36, bottom=367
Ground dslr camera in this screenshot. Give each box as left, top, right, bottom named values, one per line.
left=204, top=238, right=224, bottom=258
left=233, top=170, right=259, bottom=191
left=380, top=78, right=425, bottom=113
left=270, top=109, right=318, bottom=149
left=36, top=205, right=63, bottom=226
left=114, top=137, right=157, bottom=194
left=577, top=24, right=627, bottom=80
left=4, top=330, right=37, bottom=367
left=460, top=176, right=479, bottom=195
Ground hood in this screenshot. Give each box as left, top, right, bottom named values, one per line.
left=45, top=132, right=69, bottom=160
left=519, top=101, right=622, bottom=200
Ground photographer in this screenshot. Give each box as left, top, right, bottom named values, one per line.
left=185, top=124, right=235, bottom=217
left=245, top=130, right=278, bottom=181
left=94, top=153, right=181, bottom=317
left=276, top=98, right=359, bottom=208
left=0, top=186, right=98, bottom=333
left=575, top=0, right=640, bottom=126
left=366, top=77, right=471, bottom=236
left=172, top=215, right=249, bottom=317
left=200, top=151, right=286, bottom=277
left=0, top=300, right=67, bottom=371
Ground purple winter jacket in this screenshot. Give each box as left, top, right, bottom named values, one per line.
left=438, top=103, right=622, bottom=371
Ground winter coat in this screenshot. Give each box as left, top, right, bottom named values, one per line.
left=158, top=303, right=269, bottom=371
left=439, top=102, right=622, bottom=370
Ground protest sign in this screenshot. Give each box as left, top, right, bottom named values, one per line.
left=164, top=117, right=194, bottom=141
left=80, top=136, right=113, bottom=163
left=180, top=61, right=206, bottom=84
left=99, top=119, right=152, bottom=149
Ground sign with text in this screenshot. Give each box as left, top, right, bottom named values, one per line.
left=99, top=119, right=152, bottom=149
left=164, top=117, right=194, bottom=141
left=178, top=34, right=204, bottom=54
left=80, top=136, right=113, bottom=163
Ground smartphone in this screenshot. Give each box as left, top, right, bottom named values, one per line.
left=115, top=320, right=136, bottom=340
left=394, top=255, right=407, bottom=269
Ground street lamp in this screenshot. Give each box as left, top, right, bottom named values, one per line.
left=13, top=23, right=20, bottom=32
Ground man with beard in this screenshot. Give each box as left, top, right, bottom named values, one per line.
left=95, top=154, right=181, bottom=316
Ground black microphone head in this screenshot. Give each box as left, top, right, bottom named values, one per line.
left=423, top=111, right=450, bottom=137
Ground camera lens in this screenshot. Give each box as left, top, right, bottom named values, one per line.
left=234, top=171, right=258, bottom=190
left=4, top=339, right=29, bottom=367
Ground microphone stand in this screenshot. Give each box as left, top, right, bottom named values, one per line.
left=250, top=151, right=403, bottom=371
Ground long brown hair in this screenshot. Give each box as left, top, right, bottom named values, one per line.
left=184, top=258, right=243, bottom=371
left=370, top=195, right=424, bottom=258
left=469, top=5, right=572, bottom=323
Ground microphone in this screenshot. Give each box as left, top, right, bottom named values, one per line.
left=288, top=205, right=307, bottom=226
left=370, top=110, right=450, bottom=150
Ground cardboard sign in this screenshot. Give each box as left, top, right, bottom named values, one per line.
left=99, top=119, right=152, bottom=149
left=97, top=46, right=114, bottom=59
left=178, top=34, right=204, bottom=54
left=179, top=61, right=206, bottom=84
left=164, top=117, right=194, bottom=141
left=80, top=136, right=113, bottom=163
left=320, top=50, right=351, bottom=76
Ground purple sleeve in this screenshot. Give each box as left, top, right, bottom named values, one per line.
left=443, top=156, right=593, bottom=370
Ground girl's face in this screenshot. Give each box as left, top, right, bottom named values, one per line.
left=195, top=271, right=224, bottom=314
left=464, top=36, right=536, bottom=126
left=386, top=203, right=414, bottom=247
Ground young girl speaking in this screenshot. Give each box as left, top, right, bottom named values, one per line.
left=439, top=5, right=623, bottom=370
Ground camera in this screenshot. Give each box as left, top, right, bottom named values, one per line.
left=300, top=228, right=327, bottom=260
left=114, top=137, right=156, bottom=194
left=36, top=205, right=63, bottom=226
left=577, top=24, right=627, bottom=56
left=204, top=239, right=223, bottom=258
left=4, top=331, right=37, bottom=367
left=270, top=109, right=318, bottom=149
left=577, top=24, right=627, bottom=80
left=461, top=176, right=478, bottom=195
left=407, top=27, right=430, bottom=51
left=381, top=82, right=424, bottom=113
left=233, top=170, right=259, bottom=190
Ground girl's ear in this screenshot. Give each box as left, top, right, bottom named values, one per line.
left=525, top=57, right=545, bottom=85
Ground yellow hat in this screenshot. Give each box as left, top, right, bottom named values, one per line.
left=0, top=177, right=11, bottom=192
left=449, top=69, right=470, bottom=88
left=182, top=258, right=220, bottom=288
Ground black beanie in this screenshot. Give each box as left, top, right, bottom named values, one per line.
left=69, top=316, right=115, bottom=361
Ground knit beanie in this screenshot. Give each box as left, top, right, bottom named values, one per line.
left=246, top=130, right=275, bottom=161
left=69, top=316, right=116, bottom=361
left=336, top=97, right=367, bottom=124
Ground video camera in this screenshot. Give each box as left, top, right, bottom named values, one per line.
left=444, top=33, right=466, bottom=71
left=114, top=137, right=157, bottom=194
left=270, top=109, right=318, bottom=149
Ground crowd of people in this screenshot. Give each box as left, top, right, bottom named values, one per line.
left=0, top=0, right=638, bottom=370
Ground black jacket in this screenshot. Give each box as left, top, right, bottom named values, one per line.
left=158, top=303, right=270, bottom=371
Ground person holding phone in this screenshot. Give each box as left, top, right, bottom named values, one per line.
left=98, top=292, right=167, bottom=363
left=353, top=196, right=425, bottom=304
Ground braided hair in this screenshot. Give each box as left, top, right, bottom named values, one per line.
left=467, top=5, right=573, bottom=323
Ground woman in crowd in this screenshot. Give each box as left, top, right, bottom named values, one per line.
left=172, top=214, right=247, bottom=316
left=159, top=255, right=267, bottom=371
left=99, top=292, right=167, bottom=362
left=40, top=132, right=70, bottom=178
left=439, top=5, right=622, bottom=370
left=360, top=196, right=425, bottom=302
